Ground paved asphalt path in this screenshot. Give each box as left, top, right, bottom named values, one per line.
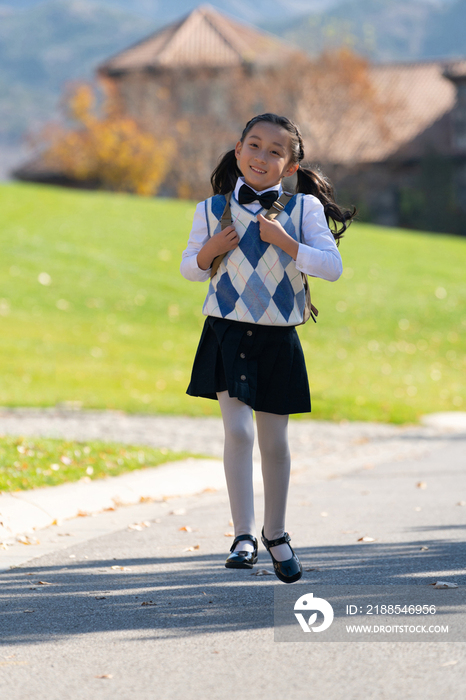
left=1, top=430, right=465, bottom=699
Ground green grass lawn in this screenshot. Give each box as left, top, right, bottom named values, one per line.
left=0, top=435, right=193, bottom=492
left=0, top=182, right=465, bottom=423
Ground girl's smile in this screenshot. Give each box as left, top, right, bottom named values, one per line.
left=235, top=122, right=299, bottom=192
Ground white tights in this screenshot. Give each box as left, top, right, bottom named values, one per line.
left=217, top=391, right=292, bottom=562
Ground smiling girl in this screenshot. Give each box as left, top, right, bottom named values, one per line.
left=180, top=113, right=354, bottom=583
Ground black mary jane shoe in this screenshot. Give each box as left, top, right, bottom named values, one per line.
left=225, top=534, right=258, bottom=569
left=261, top=527, right=302, bottom=584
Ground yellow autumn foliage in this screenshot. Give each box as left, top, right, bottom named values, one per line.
left=45, top=84, right=174, bottom=196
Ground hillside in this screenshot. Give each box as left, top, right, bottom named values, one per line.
left=1, top=182, right=464, bottom=423
left=269, top=0, right=466, bottom=61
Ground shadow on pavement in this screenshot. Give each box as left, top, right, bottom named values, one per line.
left=1, top=537, right=465, bottom=644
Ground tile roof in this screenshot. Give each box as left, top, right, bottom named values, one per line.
left=98, top=4, right=298, bottom=74
left=305, top=60, right=459, bottom=165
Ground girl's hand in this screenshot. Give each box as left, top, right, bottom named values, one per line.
left=197, top=225, right=239, bottom=271
left=257, top=214, right=299, bottom=260
left=212, top=225, right=240, bottom=256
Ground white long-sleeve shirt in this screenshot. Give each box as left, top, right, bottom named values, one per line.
left=180, top=177, right=343, bottom=283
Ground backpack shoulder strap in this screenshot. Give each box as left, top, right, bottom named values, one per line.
left=264, top=191, right=294, bottom=221
left=210, top=192, right=232, bottom=278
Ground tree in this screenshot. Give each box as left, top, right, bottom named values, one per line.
left=39, top=82, right=174, bottom=196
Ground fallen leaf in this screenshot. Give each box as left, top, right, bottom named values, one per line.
left=179, top=525, right=192, bottom=532
left=184, top=545, right=200, bottom=551
left=457, top=501, right=466, bottom=507
left=110, top=566, right=131, bottom=572
left=95, top=674, right=113, bottom=679
left=304, top=567, right=321, bottom=572
left=353, top=437, right=369, bottom=445
left=77, top=510, right=89, bottom=517
left=358, top=536, right=376, bottom=542
left=141, top=601, right=157, bottom=606
left=431, top=581, right=458, bottom=589
left=202, top=487, right=217, bottom=493
left=169, top=508, right=186, bottom=515
left=16, top=535, right=40, bottom=545
left=441, top=660, right=458, bottom=667
left=228, top=519, right=233, bottom=526
left=139, top=496, right=154, bottom=503
left=224, top=532, right=234, bottom=537
left=420, top=546, right=429, bottom=551
left=37, top=581, right=53, bottom=585
left=0, top=543, right=8, bottom=550
left=416, top=482, right=427, bottom=490
left=251, top=569, right=274, bottom=576
left=23, top=610, right=35, bottom=613
left=95, top=597, right=106, bottom=600
left=320, top=511, right=328, bottom=517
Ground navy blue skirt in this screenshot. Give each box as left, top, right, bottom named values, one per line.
left=186, top=316, right=311, bottom=415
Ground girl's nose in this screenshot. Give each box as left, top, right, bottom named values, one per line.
left=254, top=150, right=267, bottom=164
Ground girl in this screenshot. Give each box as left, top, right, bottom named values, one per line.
left=180, top=113, right=354, bottom=583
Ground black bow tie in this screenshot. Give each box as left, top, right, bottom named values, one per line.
left=238, top=184, right=279, bottom=210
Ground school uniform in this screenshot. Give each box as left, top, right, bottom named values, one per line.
left=180, top=177, right=343, bottom=415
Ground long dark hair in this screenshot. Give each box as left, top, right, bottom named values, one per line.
left=210, top=113, right=356, bottom=244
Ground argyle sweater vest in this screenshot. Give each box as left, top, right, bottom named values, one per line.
left=202, top=192, right=306, bottom=326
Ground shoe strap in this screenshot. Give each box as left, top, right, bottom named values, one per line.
left=262, top=531, right=291, bottom=549
left=230, top=533, right=257, bottom=552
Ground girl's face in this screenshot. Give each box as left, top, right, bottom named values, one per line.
left=235, top=121, right=299, bottom=192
